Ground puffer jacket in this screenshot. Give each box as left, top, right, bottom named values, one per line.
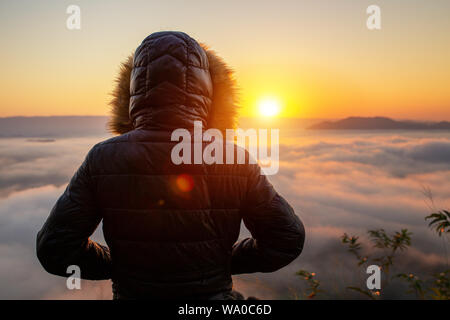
left=36, top=31, right=305, bottom=299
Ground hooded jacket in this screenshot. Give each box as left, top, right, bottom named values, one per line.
left=36, top=31, right=305, bottom=299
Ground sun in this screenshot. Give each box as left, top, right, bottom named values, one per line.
left=258, top=98, right=281, bottom=117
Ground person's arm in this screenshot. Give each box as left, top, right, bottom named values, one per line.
left=231, top=164, right=305, bottom=274
left=36, top=150, right=111, bottom=280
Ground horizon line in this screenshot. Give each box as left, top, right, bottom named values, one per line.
left=1, top=115, right=450, bottom=122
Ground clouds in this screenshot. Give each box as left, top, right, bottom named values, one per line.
left=0, top=130, right=449, bottom=299
left=0, top=137, right=104, bottom=198
left=0, top=184, right=109, bottom=299
left=0, top=186, right=59, bottom=245
left=273, top=132, right=450, bottom=239
left=407, top=140, right=450, bottom=163
left=279, top=134, right=450, bottom=178
left=250, top=131, right=450, bottom=298
left=0, top=137, right=109, bottom=299
left=0, top=185, right=79, bottom=299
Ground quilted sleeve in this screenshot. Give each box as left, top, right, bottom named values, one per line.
left=231, top=164, right=305, bottom=274
left=36, top=149, right=111, bottom=280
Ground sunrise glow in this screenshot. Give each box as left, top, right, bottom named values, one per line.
left=258, top=98, right=281, bottom=117
left=0, top=1, right=449, bottom=121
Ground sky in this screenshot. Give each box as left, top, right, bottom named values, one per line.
left=0, top=0, right=449, bottom=120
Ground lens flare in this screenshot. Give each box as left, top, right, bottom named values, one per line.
left=175, top=174, right=194, bottom=192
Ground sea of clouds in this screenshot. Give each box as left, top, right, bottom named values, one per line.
left=0, top=129, right=449, bottom=299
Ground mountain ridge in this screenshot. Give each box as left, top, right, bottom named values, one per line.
left=0, top=116, right=109, bottom=137
left=309, top=117, right=450, bottom=130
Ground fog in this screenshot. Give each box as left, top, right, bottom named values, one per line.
left=0, top=128, right=449, bottom=299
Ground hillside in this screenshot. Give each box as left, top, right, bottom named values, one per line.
left=0, top=116, right=109, bottom=137
left=309, top=117, right=450, bottom=130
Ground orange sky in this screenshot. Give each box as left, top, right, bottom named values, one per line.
left=0, top=0, right=449, bottom=120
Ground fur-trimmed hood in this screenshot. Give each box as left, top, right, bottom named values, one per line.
left=108, top=32, right=239, bottom=135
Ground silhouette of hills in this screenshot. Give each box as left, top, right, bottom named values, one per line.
left=1, top=116, right=450, bottom=137
left=309, top=117, right=450, bottom=130
left=0, top=116, right=109, bottom=137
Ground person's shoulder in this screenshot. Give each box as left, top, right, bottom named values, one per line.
left=87, top=132, right=133, bottom=157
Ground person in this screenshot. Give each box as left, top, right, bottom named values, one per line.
left=36, top=31, right=305, bottom=299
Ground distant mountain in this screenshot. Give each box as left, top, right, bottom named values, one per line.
left=309, top=117, right=450, bottom=130
left=0, top=116, right=109, bottom=137
left=2, top=116, right=449, bottom=137
left=1, top=116, right=324, bottom=137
